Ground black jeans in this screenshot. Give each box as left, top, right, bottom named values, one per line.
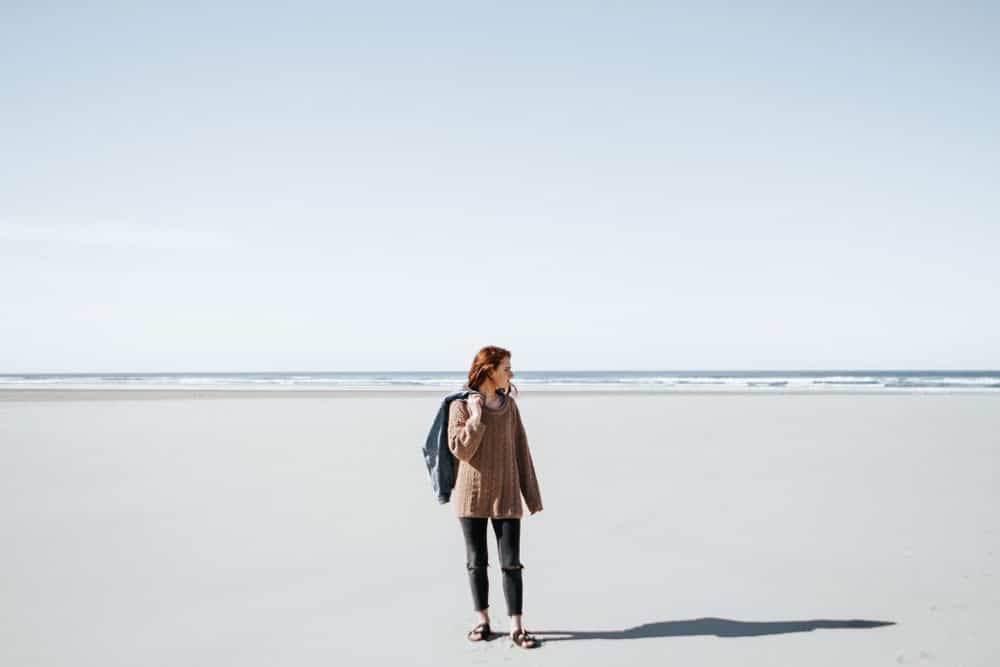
left=459, top=517, right=524, bottom=616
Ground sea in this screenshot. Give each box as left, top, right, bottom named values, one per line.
left=1, top=370, right=998, bottom=392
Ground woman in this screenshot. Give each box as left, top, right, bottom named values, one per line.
left=447, top=346, right=544, bottom=649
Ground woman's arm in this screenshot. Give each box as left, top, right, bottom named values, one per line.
left=448, top=399, right=488, bottom=462
left=513, top=403, right=543, bottom=514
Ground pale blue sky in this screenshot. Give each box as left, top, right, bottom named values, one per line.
left=2, top=2, right=997, bottom=372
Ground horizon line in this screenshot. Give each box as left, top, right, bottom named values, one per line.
left=3, top=368, right=1000, bottom=375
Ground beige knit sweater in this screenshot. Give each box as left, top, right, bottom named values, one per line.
left=447, top=394, right=543, bottom=519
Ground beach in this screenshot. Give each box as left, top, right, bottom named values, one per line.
left=1, top=390, right=997, bottom=666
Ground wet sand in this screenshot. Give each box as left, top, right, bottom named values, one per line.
left=1, top=392, right=997, bottom=665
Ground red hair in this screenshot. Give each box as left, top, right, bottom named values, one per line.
left=463, top=345, right=519, bottom=398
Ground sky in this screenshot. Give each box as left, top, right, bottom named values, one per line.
left=1, top=2, right=997, bottom=372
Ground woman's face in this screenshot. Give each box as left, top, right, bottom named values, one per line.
left=491, top=357, right=514, bottom=390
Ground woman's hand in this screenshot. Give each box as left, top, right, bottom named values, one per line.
left=466, top=393, right=483, bottom=424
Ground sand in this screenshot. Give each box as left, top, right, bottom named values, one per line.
left=1, top=391, right=997, bottom=666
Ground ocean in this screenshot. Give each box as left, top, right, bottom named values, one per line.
left=1, top=370, right=998, bottom=392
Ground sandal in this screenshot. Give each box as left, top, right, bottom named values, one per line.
left=467, top=622, right=491, bottom=642
left=511, top=628, right=539, bottom=649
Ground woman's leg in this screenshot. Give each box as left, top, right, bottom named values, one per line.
left=491, top=518, right=523, bottom=618
left=459, top=517, right=490, bottom=618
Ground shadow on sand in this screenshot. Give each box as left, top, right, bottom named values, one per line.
left=534, top=617, right=896, bottom=643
